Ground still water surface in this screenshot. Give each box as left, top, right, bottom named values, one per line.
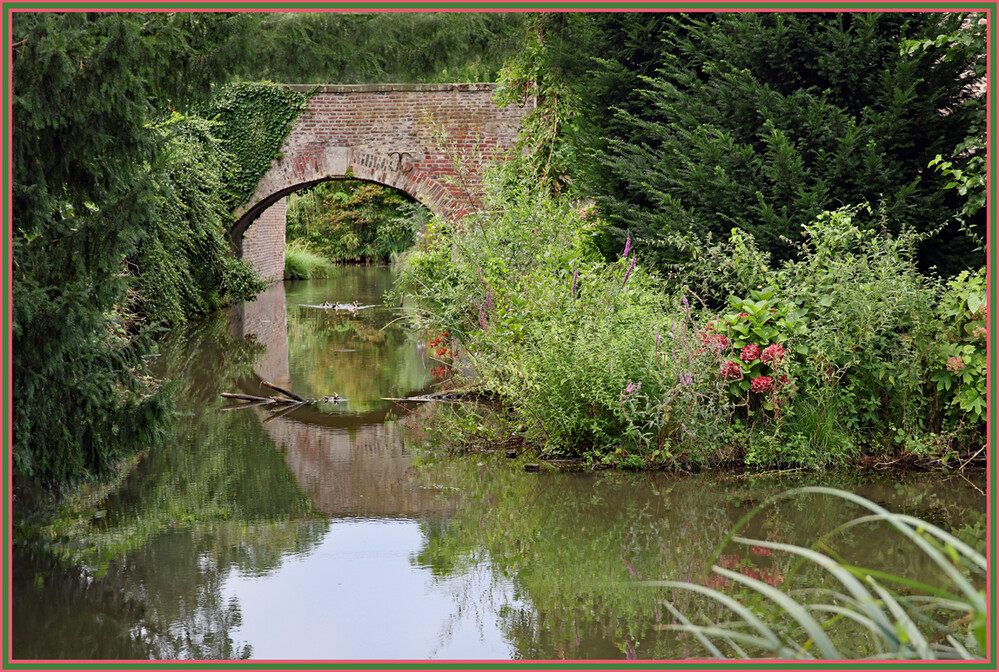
left=13, top=266, right=987, bottom=660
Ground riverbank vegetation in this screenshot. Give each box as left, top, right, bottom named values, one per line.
left=397, top=167, right=986, bottom=470
left=396, top=12, right=988, bottom=471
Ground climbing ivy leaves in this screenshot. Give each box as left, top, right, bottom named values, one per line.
left=207, top=83, right=311, bottom=209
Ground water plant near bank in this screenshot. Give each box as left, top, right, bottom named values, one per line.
left=653, top=487, right=985, bottom=659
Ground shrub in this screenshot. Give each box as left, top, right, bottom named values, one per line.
left=928, top=268, right=987, bottom=432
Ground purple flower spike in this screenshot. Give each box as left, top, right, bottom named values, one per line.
left=622, top=236, right=631, bottom=259
left=571, top=270, right=579, bottom=296
left=623, top=257, right=636, bottom=286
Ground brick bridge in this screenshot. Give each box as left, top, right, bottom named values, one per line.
left=230, top=83, right=531, bottom=282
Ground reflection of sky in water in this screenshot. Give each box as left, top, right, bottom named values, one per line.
left=221, top=519, right=523, bottom=660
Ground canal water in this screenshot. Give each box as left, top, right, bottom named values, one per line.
left=13, top=266, right=987, bottom=660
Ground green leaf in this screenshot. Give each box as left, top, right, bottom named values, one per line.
left=966, top=293, right=982, bottom=314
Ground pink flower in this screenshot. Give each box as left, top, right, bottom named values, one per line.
left=740, top=343, right=761, bottom=363
left=624, top=380, right=642, bottom=396
left=946, top=356, right=966, bottom=373
left=703, top=333, right=729, bottom=352
left=750, top=376, right=774, bottom=393
left=720, top=361, right=742, bottom=380
left=737, top=312, right=750, bottom=318
left=973, top=326, right=987, bottom=340
left=760, top=343, right=787, bottom=365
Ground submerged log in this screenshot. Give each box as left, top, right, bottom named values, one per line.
left=262, top=381, right=306, bottom=403
left=263, top=400, right=307, bottom=423
left=221, top=392, right=275, bottom=403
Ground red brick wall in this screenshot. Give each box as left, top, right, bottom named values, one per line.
left=232, top=83, right=532, bottom=282
left=242, top=197, right=287, bottom=283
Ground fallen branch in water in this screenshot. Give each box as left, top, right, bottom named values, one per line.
left=262, top=380, right=306, bottom=403
left=263, top=400, right=307, bottom=423
left=220, top=386, right=345, bottom=409
left=221, top=392, right=275, bottom=403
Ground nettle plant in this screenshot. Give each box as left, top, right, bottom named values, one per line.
left=705, top=287, right=807, bottom=412
left=930, top=268, right=987, bottom=426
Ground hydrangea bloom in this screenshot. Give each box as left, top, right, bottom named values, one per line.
left=720, top=361, right=742, bottom=379
left=740, top=343, right=761, bottom=363
left=946, top=356, right=966, bottom=373
left=750, top=375, right=774, bottom=393
left=760, top=343, right=787, bottom=365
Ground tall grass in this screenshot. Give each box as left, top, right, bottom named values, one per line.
left=284, top=240, right=336, bottom=280
left=645, top=487, right=985, bottom=659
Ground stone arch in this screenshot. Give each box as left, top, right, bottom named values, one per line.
left=230, top=83, right=531, bottom=282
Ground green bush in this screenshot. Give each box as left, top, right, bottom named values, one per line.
left=928, top=268, right=987, bottom=431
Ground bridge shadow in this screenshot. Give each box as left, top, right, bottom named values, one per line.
left=229, top=281, right=454, bottom=519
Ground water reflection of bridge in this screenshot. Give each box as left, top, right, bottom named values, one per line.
left=230, top=282, right=453, bottom=519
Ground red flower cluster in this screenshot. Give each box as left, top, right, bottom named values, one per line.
left=760, top=343, right=787, bottom=365
left=720, top=360, right=742, bottom=380
left=428, top=331, right=450, bottom=349
left=750, top=376, right=774, bottom=393
left=946, top=356, right=966, bottom=373
left=740, top=343, right=761, bottom=362
left=430, top=366, right=448, bottom=378
left=703, top=333, right=729, bottom=352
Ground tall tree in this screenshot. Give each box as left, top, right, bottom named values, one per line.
left=12, top=13, right=247, bottom=487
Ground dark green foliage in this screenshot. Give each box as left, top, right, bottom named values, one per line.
left=204, top=82, right=310, bottom=209
left=496, top=13, right=673, bottom=191
left=286, top=180, right=421, bottom=263
left=12, top=13, right=248, bottom=488
left=129, top=114, right=264, bottom=325
left=515, top=13, right=982, bottom=273
left=232, top=13, right=527, bottom=84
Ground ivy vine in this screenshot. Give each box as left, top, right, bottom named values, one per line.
left=206, top=82, right=312, bottom=209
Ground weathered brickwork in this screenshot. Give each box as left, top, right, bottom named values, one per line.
left=241, top=197, right=287, bottom=283
left=232, top=83, right=531, bottom=282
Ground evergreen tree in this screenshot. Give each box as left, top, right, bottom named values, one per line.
left=571, top=13, right=983, bottom=272
left=12, top=13, right=247, bottom=487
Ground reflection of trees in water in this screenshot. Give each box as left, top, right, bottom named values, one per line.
left=14, top=519, right=328, bottom=660
left=16, top=309, right=331, bottom=659
left=409, top=451, right=987, bottom=660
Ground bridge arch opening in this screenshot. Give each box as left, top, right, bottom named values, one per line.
left=285, top=177, right=430, bottom=264
left=234, top=170, right=437, bottom=284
